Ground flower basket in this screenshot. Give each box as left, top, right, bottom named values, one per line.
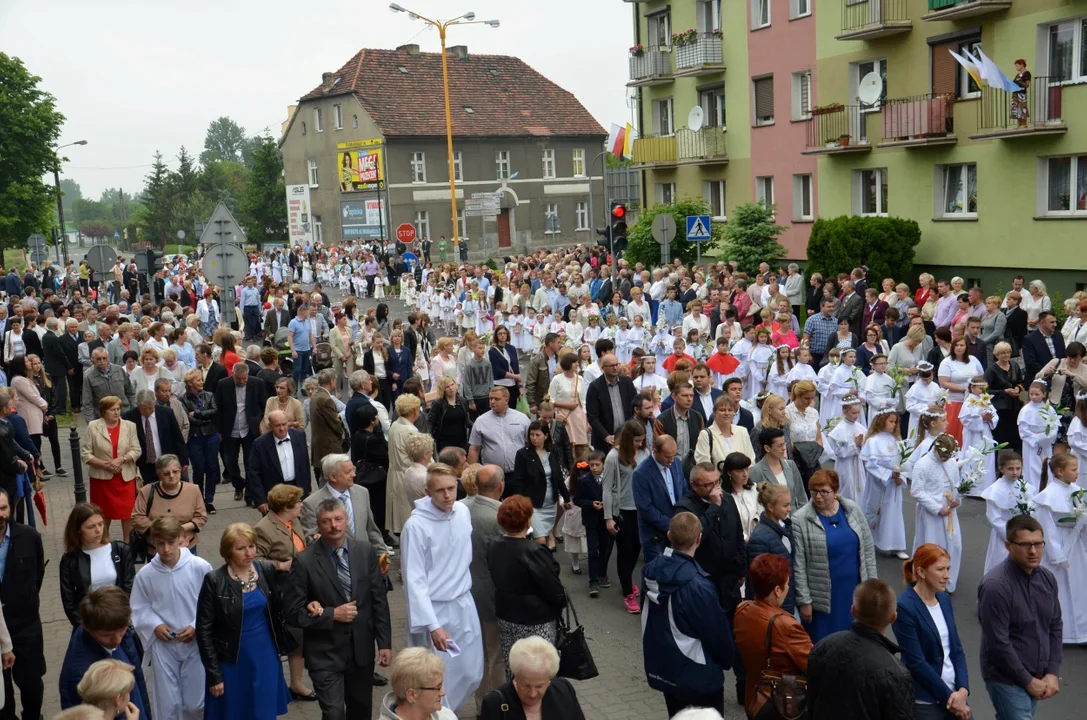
left=811, top=104, right=845, bottom=117
left=671, top=28, right=698, bottom=46
left=838, top=134, right=851, bottom=146
left=629, top=44, right=645, bottom=57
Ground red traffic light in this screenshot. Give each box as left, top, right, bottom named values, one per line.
left=612, top=205, right=626, bottom=219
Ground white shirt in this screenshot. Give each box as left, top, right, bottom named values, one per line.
left=925, top=601, right=956, bottom=697
left=274, top=433, right=295, bottom=482
left=695, top=390, right=715, bottom=420
left=86, top=544, right=117, bottom=591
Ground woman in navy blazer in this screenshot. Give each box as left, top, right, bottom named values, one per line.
left=489, top=326, right=522, bottom=408
left=892, top=543, right=970, bottom=720
left=386, top=329, right=414, bottom=400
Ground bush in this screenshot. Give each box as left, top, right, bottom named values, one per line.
left=718, top=201, right=787, bottom=274
left=624, top=198, right=722, bottom=267
left=806, top=216, right=921, bottom=284
left=163, top=244, right=197, bottom=255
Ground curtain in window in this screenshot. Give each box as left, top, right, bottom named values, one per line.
left=1048, top=157, right=1072, bottom=212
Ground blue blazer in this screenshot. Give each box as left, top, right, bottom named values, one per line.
left=489, top=345, right=520, bottom=382
left=891, top=586, right=969, bottom=706
left=386, top=346, right=413, bottom=394
left=631, top=455, right=687, bottom=549
left=60, top=626, right=151, bottom=718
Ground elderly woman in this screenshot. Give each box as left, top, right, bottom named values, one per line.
left=1038, top=340, right=1087, bottom=408
left=479, top=636, right=585, bottom=720
left=986, top=341, right=1024, bottom=454
left=734, top=554, right=812, bottom=719
left=915, top=273, right=935, bottom=318
left=131, top=454, right=208, bottom=552
left=1021, top=279, right=1052, bottom=328
left=402, top=433, right=435, bottom=508
left=81, top=395, right=141, bottom=542
left=695, top=395, right=755, bottom=467
left=378, top=647, right=459, bottom=720
left=253, top=484, right=314, bottom=702
left=59, top=502, right=136, bottom=627
left=73, top=658, right=140, bottom=720
left=131, top=347, right=171, bottom=395
left=793, top=469, right=877, bottom=643
left=387, top=393, right=422, bottom=534
left=260, top=376, right=304, bottom=433
left=180, top=368, right=220, bottom=512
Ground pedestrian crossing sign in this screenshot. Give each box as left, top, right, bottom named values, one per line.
left=686, top=215, right=711, bottom=243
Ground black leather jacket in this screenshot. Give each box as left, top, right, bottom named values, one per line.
left=59, top=541, right=135, bottom=626
left=196, top=561, right=294, bottom=686
left=180, top=390, right=218, bottom=438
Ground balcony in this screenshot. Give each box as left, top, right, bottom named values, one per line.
left=802, top=105, right=873, bottom=155
left=628, top=49, right=673, bottom=87
left=673, top=32, right=724, bottom=77
left=877, top=95, right=956, bottom=148
left=922, top=0, right=1011, bottom=22
left=971, top=76, right=1066, bottom=140
left=676, top=127, right=728, bottom=165
left=836, top=0, right=912, bottom=41
left=632, top=135, right=677, bottom=168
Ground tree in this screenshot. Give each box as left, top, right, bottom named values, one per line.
left=240, top=135, right=266, bottom=167
left=718, top=201, right=788, bottom=274
left=140, top=151, right=175, bottom=246
left=171, top=147, right=202, bottom=241
left=806, top=215, right=921, bottom=284
left=59, top=179, right=82, bottom=213
left=200, top=117, right=247, bottom=165
left=78, top=220, right=111, bottom=240
left=623, top=197, right=723, bottom=268
left=0, top=53, right=65, bottom=250
left=240, top=137, right=287, bottom=245
left=198, top=160, right=247, bottom=214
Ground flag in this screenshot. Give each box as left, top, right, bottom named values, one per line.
left=608, top=123, right=634, bottom=159
left=976, top=48, right=1022, bottom=92
left=948, top=49, right=983, bottom=89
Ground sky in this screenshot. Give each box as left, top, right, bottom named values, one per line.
left=1, top=0, right=634, bottom=199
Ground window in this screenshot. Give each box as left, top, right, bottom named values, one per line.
left=855, top=59, right=888, bottom=111
left=1048, top=19, right=1087, bottom=83
left=301, top=121, right=307, bottom=136
left=457, top=207, right=468, bottom=240
left=698, top=0, right=721, bottom=32
left=313, top=218, right=322, bottom=243
left=856, top=168, right=889, bottom=216
left=792, top=71, right=812, bottom=120
left=793, top=174, right=813, bottom=220
left=650, top=12, right=672, bottom=47
left=1043, top=155, right=1087, bottom=215
left=703, top=180, right=726, bottom=219
left=756, top=176, right=775, bottom=206
left=576, top=201, right=589, bottom=230
left=542, top=149, right=556, bottom=179
left=314, top=108, right=324, bottom=132
left=496, top=150, right=511, bottom=180
left=453, top=151, right=463, bottom=183
left=544, top=203, right=560, bottom=233
left=752, top=0, right=770, bottom=29
left=699, top=87, right=726, bottom=127
left=307, top=159, right=319, bottom=187
left=333, top=104, right=343, bottom=130
left=410, top=152, right=426, bottom=184
left=464, top=106, right=475, bottom=114
left=352, top=115, right=358, bottom=129
left=938, top=164, right=977, bottom=218
left=959, top=41, right=982, bottom=98
left=791, top=0, right=810, bottom=19
left=753, top=76, right=775, bottom=126
left=652, top=98, right=674, bottom=135
left=656, top=183, right=676, bottom=204
left=572, top=149, right=586, bottom=177
left=414, top=211, right=430, bottom=240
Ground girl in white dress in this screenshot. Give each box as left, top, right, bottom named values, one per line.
left=827, top=348, right=866, bottom=428
left=1034, top=452, right=1087, bottom=644
left=826, top=396, right=867, bottom=507
left=632, top=356, right=669, bottom=399
left=564, top=315, right=585, bottom=348
left=373, top=272, right=386, bottom=299
left=785, top=346, right=817, bottom=387
left=905, top=362, right=944, bottom=441
left=1018, top=380, right=1059, bottom=492
left=746, top=329, right=774, bottom=401
left=765, top=345, right=794, bottom=401
left=816, top=347, right=841, bottom=426
left=980, top=451, right=1034, bottom=574
left=338, top=266, right=351, bottom=292
left=960, top=376, right=999, bottom=496
left=860, top=408, right=908, bottom=558
left=906, top=407, right=947, bottom=476
left=582, top=316, right=602, bottom=359
left=271, top=257, right=283, bottom=284
left=1066, top=394, right=1087, bottom=485
left=910, top=433, right=964, bottom=592
left=686, top=329, right=706, bottom=361
left=507, top=308, right=526, bottom=353
left=461, top=292, right=479, bottom=334
left=439, top=290, right=457, bottom=334
left=532, top=311, right=550, bottom=351
left=614, top=318, right=632, bottom=364
left=652, top=322, right=673, bottom=374
left=627, top=315, right=649, bottom=358
left=476, top=303, right=494, bottom=338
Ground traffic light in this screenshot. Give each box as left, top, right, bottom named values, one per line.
left=595, top=225, right=612, bottom=247
left=611, top=203, right=628, bottom=252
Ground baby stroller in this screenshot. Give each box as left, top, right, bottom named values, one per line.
left=273, top=328, right=294, bottom=376
left=312, top=341, right=333, bottom=373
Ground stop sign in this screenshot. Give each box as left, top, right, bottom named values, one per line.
left=396, top=223, right=417, bottom=244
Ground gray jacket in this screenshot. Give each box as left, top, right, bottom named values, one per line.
left=461, top=494, right=502, bottom=618
left=602, top=447, right=649, bottom=517
left=792, top=497, right=877, bottom=614
left=81, top=364, right=136, bottom=422
left=748, top=457, right=807, bottom=511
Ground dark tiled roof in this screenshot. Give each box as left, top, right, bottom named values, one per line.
left=299, top=46, right=607, bottom=139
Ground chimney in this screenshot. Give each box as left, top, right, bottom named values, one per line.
left=448, top=45, right=469, bottom=60
left=397, top=44, right=421, bottom=55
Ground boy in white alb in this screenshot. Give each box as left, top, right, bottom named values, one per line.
left=1034, top=452, right=1087, bottom=644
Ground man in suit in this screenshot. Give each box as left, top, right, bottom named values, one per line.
left=0, top=489, right=45, bottom=720
left=461, top=465, right=505, bottom=706
left=41, top=317, right=72, bottom=417
left=861, top=287, right=889, bottom=331
left=195, top=343, right=227, bottom=391
left=723, top=378, right=754, bottom=431
left=838, top=280, right=864, bottom=338
left=243, top=344, right=263, bottom=377
left=690, top=364, right=723, bottom=426
left=1023, top=311, right=1066, bottom=383
left=654, top=384, right=704, bottom=476
left=299, top=454, right=389, bottom=553
left=123, top=390, right=189, bottom=484
left=264, top=297, right=291, bottom=340
left=81, top=347, right=136, bottom=422
left=310, top=368, right=346, bottom=486
left=585, top=353, right=637, bottom=454
left=215, top=362, right=268, bottom=504
left=284, top=496, right=392, bottom=720
left=248, top=410, right=312, bottom=512
left=632, top=434, right=687, bottom=564
left=59, top=318, right=83, bottom=413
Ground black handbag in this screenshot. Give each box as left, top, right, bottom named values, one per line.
left=754, top=614, right=808, bottom=720
left=555, top=592, right=598, bottom=680
left=127, top=483, right=158, bottom=563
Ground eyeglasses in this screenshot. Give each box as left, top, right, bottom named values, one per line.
left=416, top=683, right=443, bottom=692
left=810, top=488, right=836, bottom=496
left=693, top=480, right=720, bottom=491
left=1010, top=540, right=1046, bottom=551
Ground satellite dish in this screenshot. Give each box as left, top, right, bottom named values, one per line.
left=688, top=106, right=705, bottom=132
left=858, top=72, right=884, bottom=105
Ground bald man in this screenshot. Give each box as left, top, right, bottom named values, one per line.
left=631, top=434, right=687, bottom=564
left=247, top=409, right=311, bottom=512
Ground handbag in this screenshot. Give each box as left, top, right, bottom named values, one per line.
left=753, top=614, right=808, bottom=720
left=555, top=592, right=598, bottom=680
left=128, top=483, right=158, bottom=563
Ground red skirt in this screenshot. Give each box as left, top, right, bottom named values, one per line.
left=945, top=401, right=964, bottom=445
left=90, top=475, right=137, bottom=520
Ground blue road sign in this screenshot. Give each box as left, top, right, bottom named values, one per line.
left=686, top=215, right=711, bottom=243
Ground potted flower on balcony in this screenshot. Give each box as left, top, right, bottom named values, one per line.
left=824, top=137, right=840, bottom=148
left=838, top=134, right=851, bottom=147
left=629, top=43, right=645, bottom=57
left=671, top=28, right=698, bottom=46
left=812, top=103, right=845, bottom=116
left=712, top=28, right=724, bottom=39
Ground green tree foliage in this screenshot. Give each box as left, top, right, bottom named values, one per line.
left=806, top=215, right=922, bottom=284
left=0, top=54, right=65, bottom=249
left=200, top=117, right=248, bottom=165
left=241, top=137, right=288, bottom=245
left=141, top=152, right=176, bottom=246
left=59, top=179, right=82, bottom=213
left=198, top=160, right=247, bottom=214
left=719, top=201, right=787, bottom=274
left=623, top=198, right=723, bottom=267
left=78, top=220, right=111, bottom=240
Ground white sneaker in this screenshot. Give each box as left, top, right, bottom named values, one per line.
left=895, top=551, right=910, bottom=560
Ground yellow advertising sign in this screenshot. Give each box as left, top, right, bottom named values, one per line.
left=338, top=141, right=385, bottom=193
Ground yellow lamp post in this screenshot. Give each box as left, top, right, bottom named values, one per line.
left=389, top=4, right=499, bottom=251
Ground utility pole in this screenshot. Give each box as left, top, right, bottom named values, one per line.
left=53, top=164, right=65, bottom=264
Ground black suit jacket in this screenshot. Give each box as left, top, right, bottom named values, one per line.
left=42, top=330, right=71, bottom=376
left=1004, top=306, right=1029, bottom=353
left=0, top=522, right=45, bottom=650
left=283, top=537, right=392, bottom=672
left=653, top=406, right=705, bottom=474
left=585, top=375, right=637, bottom=453
left=247, top=428, right=312, bottom=505
left=676, top=492, right=746, bottom=613
left=214, top=376, right=268, bottom=441
left=736, top=406, right=755, bottom=431
left=1023, top=330, right=1066, bottom=383
left=203, top=362, right=227, bottom=393
left=59, top=332, right=81, bottom=371
left=123, top=405, right=189, bottom=476
left=839, top=293, right=864, bottom=337
left=264, top=308, right=291, bottom=337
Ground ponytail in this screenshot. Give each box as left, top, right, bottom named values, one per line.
left=902, top=543, right=950, bottom=586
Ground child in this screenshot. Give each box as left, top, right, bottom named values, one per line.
left=1034, top=453, right=1087, bottom=643
left=628, top=315, right=649, bottom=356
left=960, top=376, right=999, bottom=496
left=129, top=517, right=213, bottom=720
left=461, top=337, right=494, bottom=421
left=816, top=347, right=841, bottom=427
left=785, top=346, right=817, bottom=387
left=685, top=328, right=705, bottom=361
left=747, top=329, right=774, bottom=400
left=563, top=462, right=588, bottom=576
left=910, top=433, right=964, bottom=592
left=662, top=338, right=695, bottom=373
left=476, top=302, right=494, bottom=337
left=826, top=395, right=867, bottom=508
left=565, top=313, right=585, bottom=348
left=864, top=354, right=897, bottom=418
left=827, top=348, right=865, bottom=427
left=906, top=406, right=947, bottom=476
left=770, top=313, right=799, bottom=349
left=1066, top=393, right=1087, bottom=485
left=508, top=306, right=526, bottom=353
left=652, top=321, right=673, bottom=372
left=461, top=291, right=478, bottom=334
left=1018, top=379, right=1058, bottom=492
left=860, top=408, right=908, bottom=559
left=706, top=336, right=744, bottom=388
left=582, top=315, right=602, bottom=359
left=439, top=289, right=456, bottom=334
left=765, top=345, right=794, bottom=401
left=980, top=451, right=1034, bottom=574
left=905, top=361, right=943, bottom=440
left=574, top=451, right=611, bottom=597
left=532, top=310, right=550, bottom=351
left=614, top=318, right=632, bottom=364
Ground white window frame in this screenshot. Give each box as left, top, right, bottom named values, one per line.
left=703, top=180, right=727, bottom=220
left=698, top=0, right=722, bottom=33
left=656, top=183, right=676, bottom=204
left=314, top=107, right=324, bottom=132
left=756, top=176, right=775, bottom=206
left=314, top=218, right=323, bottom=243
left=453, top=151, right=463, bottom=182
left=753, top=76, right=775, bottom=126
left=958, top=41, right=982, bottom=99
left=1046, top=18, right=1087, bottom=84
left=853, top=59, right=888, bottom=112
left=333, top=104, right=343, bottom=130
left=414, top=210, right=430, bottom=240
left=572, top=149, right=586, bottom=178
left=352, top=114, right=358, bottom=129
left=855, top=168, right=889, bottom=217
left=937, top=163, right=977, bottom=218
left=752, top=0, right=771, bottom=29
left=791, top=0, right=811, bottom=19
left=576, top=201, right=589, bottom=230
left=1040, top=155, right=1087, bottom=216
left=544, top=203, right=560, bottom=234
left=457, top=207, right=468, bottom=240
left=792, top=71, right=812, bottom=120
left=307, top=159, right=319, bottom=188
left=542, top=149, right=556, bottom=179
left=651, top=12, right=672, bottom=48
left=793, top=174, right=814, bottom=221
left=496, top=150, right=511, bottom=180
left=699, top=87, right=726, bottom=128
left=652, top=97, right=675, bottom=136
left=410, top=152, right=427, bottom=184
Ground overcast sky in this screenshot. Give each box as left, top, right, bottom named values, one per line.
left=1, top=0, right=633, bottom=199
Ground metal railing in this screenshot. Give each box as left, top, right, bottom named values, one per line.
left=842, top=0, right=908, bottom=32
left=805, top=105, right=869, bottom=150
left=676, top=127, right=727, bottom=161
left=976, top=75, right=1062, bottom=133
left=928, top=0, right=997, bottom=8
left=632, top=135, right=676, bottom=164
left=629, top=49, right=671, bottom=82
left=881, top=94, right=954, bottom=142
left=674, top=33, right=723, bottom=70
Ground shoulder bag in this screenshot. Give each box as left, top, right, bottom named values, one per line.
left=754, top=613, right=808, bottom=720
left=555, top=591, right=598, bottom=680
left=128, top=483, right=158, bottom=563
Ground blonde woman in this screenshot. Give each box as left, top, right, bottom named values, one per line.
left=260, top=377, right=304, bottom=433
left=73, top=658, right=141, bottom=720
left=81, top=396, right=141, bottom=541
left=429, top=337, right=458, bottom=392
left=387, top=393, right=422, bottom=533
left=131, top=347, right=171, bottom=394
left=749, top=394, right=793, bottom=462
left=329, top=310, right=355, bottom=399
left=402, top=433, right=435, bottom=507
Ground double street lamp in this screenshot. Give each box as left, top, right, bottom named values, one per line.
left=389, top=4, right=499, bottom=250
left=54, top=140, right=88, bottom=263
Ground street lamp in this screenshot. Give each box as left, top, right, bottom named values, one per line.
left=389, top=4, right=499, bottom=251
left=54, top=140, right=88, bottom=264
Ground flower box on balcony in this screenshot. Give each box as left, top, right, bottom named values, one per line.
left=812, top=104, right=845, bottom=117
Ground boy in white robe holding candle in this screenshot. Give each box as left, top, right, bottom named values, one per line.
left=1034, top=452, right=1087, bottom=644
left=860, top=408, right=908, bottom=559
left=910, top=434, right=964, bottom=593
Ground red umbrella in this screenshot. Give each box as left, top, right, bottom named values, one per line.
left=33, top=489, right=46, bottom=526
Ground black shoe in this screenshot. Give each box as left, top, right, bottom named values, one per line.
left=599, top=576, right=612, bottom=589
left=54, top=468, right=68, bottom=477
left=206, top=503, right=217, bottom=515
left=589, top=583, right=600, bottom=598
left=571, top=565, right=582, bottom=575
left=39, top=471, right=52, bottom=480
left=373, top=672, right=388, bottom=686
left=289, top=689, right=317, bottom=702
left=234, top=491, right=243, bottom=502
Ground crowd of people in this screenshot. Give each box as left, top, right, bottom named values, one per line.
left=0, top=239, right=1078, bottom=720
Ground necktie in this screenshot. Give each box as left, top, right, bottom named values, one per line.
left=335, top=547, right=352, bottom=599
left=342, top=492, right=356, bottom=535
left=144, top=416, right=156, bottom=463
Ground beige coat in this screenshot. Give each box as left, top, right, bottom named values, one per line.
left=386, top=416, right=420, bottom=533
left=254, top=512, right=305, bottom=563
left=11, top=376, right=48, bottom=435
left=261, top=396, right=304, bottom=433
left=81, top=419, right=141, bottom=481
left=1037, top=357, right=1087, bottom=405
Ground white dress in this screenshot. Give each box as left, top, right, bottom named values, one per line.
left=784, top=362, right=817, bottom=388
left=860, top=432, right=906, bottom=553
left=905, top=379, right=943, bottom=441
left=827, top=419, right=867, bottom=507
left=1067, top=417, right=1087, bottom=486
left=864, top=371, right=897, bottom=415
left=765, top=361, right=793, bottom=401
left=1034, top=481, right=1087, bottom=644
left=747, top=344, right=774, bottom=400
left=980, top=477, right=1034, bottom=575
left=959, top=394, right=999, bottom=496
left=816, top=362, right=839, bottom=426
left=827, top=364, right=867, bottom=427
left=1018, top=401, right=1058, bottom=492
left=910, top=452, right=963, bottom=593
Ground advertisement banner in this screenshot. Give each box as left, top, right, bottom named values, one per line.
left=340, top=198, right=387, bottom=240
left=337, top=140, right=385, bottom=192
left=285, top=184, right=313, bottom=245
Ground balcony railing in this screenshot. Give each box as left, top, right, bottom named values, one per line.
left=674, top=33, right=723, bottom=73
left=838, top=0, right=912, bottom=40
left=632, top=135, right=676, bottom=166
left=676, top=127, right=727, bottom=163
left=803, top=105, right=873, bottom=154
left=628, top=49, right=672, bottom=85
left=923, top=0, right=1012, bottom=20
left=972, top=75, right=1066, bottom=139
left=879, top=94, right=955, bottom=146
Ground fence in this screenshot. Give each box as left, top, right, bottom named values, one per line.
left=629, top=50, right=671, bottom=82
left=976, top=75, right=1062, bottom=133
left=676, top=127, right=727, bottom=161
left=674, top=33, right=723, bottom=70
left=805, top=105, right=869, bottom=150
left=881, top=95, right=954, bottom=141
left=841, top=0, right=908, bottom=32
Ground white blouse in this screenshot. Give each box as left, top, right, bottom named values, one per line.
left=938, top=357, right=983, bottom=403
left=86, top=544, right=117, bottom=591
left=785, top=404, right=821, bottom=443
left=547, top=372, right=588, bottom=408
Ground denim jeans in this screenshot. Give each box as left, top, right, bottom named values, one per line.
left=293, top=349, right=312, bottom=391
left=987, top=681, right=1037, bottom=720
left=585, top=518, right=613, bottom=584
left=188, top=433, right=221, bottom=504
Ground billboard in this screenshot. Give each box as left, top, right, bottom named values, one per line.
left=337, top=139, right=385, bottom=192
left=285, top=184, right=313, bottom=245
left=340, top=198, right=387, bottom=240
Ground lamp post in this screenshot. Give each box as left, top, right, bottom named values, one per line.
left=54, top=140, right=88, bottom=264
left=390, top=4, right=498, bottom=252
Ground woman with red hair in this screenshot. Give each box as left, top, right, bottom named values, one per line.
left=891, top=544, right=971, bottom=720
